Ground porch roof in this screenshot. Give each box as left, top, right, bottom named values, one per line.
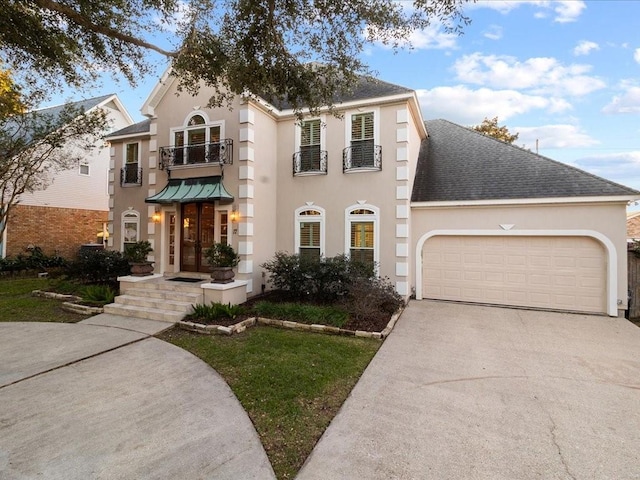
left=145, top=176, right=234, bottom=204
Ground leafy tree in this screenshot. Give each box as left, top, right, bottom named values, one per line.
left=0, top=90, right=108, bottom=241
left=0, top=67, right=24, bottom=119
left=471, top=116, right=519, bottom=144
left=0, top=0, right=470, bottom=113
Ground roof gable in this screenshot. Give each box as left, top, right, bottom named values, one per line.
left=106, top=119, right=151, bottom=138
left=141, top=66, right=413, bottom=117
left=412, top=119, right=639, bottom=203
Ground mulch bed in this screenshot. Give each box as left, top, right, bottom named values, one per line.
left=184, top=290, right=393, bottom=332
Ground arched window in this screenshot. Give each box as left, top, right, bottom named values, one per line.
left=295, top=206, right=325, bottom=260
left=170, top=112, right=225, bottom=165
left=121, top=210, right=140, bottom=251
left=345, top=204, right=379, bottom=270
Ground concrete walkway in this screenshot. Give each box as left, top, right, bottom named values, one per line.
left=0, top=314, right=275, bottom=479
left=297, top=301, right=640, bottom=480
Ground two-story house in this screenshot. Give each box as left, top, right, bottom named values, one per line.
left=105, top=69, right=638, bottom=321
left=1, top=94, right=133, bottom=259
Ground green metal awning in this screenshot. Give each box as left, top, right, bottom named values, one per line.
left=145, top=176, right=234, bottom=204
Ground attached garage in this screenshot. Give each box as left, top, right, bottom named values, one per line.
left=410, top=119, right=639, bottom=317
left=422, top=235, right=606, bottom=314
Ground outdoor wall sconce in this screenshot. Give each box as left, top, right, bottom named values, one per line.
left=152, top=210, right=161, bottom=223
left=229, top=209, right=240, bottom=223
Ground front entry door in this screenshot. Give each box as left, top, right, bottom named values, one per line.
left=181, top=202, right=215, bottom=273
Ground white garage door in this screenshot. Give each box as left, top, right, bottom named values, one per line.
left=422, top=236, right=606, bottom=313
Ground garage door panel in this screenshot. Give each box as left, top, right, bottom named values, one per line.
left=423, top=236, right=605, bottom=314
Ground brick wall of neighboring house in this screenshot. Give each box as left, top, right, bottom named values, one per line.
left=5, top=204, right=108, bottom=259
left=627, top=215, right=640, bottom=239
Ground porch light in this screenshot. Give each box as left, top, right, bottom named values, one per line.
left=229, top=209, right=240, bottom=223
left=152, top=210, right=161, bottom=223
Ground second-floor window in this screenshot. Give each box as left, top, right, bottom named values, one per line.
left=173, top=114, right=223, bottom=165
left=300, top=120, right=321, bottom=171
left=351, top=113, right=374, bottom=167
left=294, top=118, right=327, bottom=175
left=122, top=142, right=141, bottom=185
left=344, top=111, right=381, bottom=172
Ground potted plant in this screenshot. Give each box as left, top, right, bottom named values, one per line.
left=204, top=242, right=240, bottom=283
left=124, top=240, right=154, bottom=276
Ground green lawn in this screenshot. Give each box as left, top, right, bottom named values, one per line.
left=159, top=327, right=380, bottom=480
left=1, top=276, right=382, bottom=479
left=0, top=277, right=88, bottom=322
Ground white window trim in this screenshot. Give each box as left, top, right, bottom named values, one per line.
left=78, top=161, right=90, bottom=176
left=295, top=205, right=326, bottom=257
left=123, top=141, right=140, bottom=164
left=294, top=115, right=326, bottom=152
left=121, top=209, right=140, bottom=251
left=293, top=116, right=327, bottom=176
left=215, top=208, right=233, bottom=245
left=344, top=203, right=380, bottom=271
left=170, top=111, right=226, bottom=147
left=344, top=107, right=380, bottom=149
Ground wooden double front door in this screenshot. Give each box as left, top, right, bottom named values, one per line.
left=181, top=202, right=215, bottom=273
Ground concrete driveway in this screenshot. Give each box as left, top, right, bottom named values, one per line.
left=0, top=315, right=275, bottom=479
left=297, top=301, right=640, bottom=480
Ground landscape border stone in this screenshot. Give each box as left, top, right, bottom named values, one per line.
left=176, top=306, right=405, bottom=339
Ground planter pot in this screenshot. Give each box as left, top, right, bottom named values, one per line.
left=129, top=261, right=154, bottom=277
left=210, top=266, right=235, bottom=284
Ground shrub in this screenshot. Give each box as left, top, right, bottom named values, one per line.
left=204, top=242, right=240, bottom=268
left=340, top=276, right=404, bottom=321
left=261, top=252, right=374, bottom=303
left=66, top=249, right=130, bottom=284
left=123, top=240, right=153, bottom=263
left=0, top=246, right=68, bottom=275
left=81, top=284, right=116, bottom=305
left=189, top=302, right=245, bottom=322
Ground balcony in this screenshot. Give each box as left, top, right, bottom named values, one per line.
left=121, top=164, right=142, bottom=186
left=159, top=139, right=233, bottom=169
left=343, top=142, right=382, bottom=172
left=293, top=148, right=328, bottom=175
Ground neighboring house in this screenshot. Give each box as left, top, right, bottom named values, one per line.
left=106, top=70, right=638, bottom=317
left=1, top=95, right=134, bottom=259
left=627, top=211, right=640, bottom=240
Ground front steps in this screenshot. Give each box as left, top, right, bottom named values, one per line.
left=104, top=276, right=206, bottom=323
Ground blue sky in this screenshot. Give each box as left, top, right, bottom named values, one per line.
left=50, top=0, right=640, bottom=196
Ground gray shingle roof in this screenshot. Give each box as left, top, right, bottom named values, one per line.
left=106, top=119, right=151, bottom=138
left=411, top=119, right=639, bottom=202
left=3, top=94, right=117, bottom=143
left=266, top=75, right=412, bottom=110
left=34, top=94, right=115, bottom=120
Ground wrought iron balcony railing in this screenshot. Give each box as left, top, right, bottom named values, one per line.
left=342, top=142, right=382, bottom=172
left=159, top=139, right=233, bottom=169
left=293, top=148, right=328, bottom=175
left=121, top=164, right=142, bottom=186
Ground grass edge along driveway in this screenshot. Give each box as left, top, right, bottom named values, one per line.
left=158, top=327, right=381, bottom=480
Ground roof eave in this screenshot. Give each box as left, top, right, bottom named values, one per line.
left=411, top=195, right=640, bottom=208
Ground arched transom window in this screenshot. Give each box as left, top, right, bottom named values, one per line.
left=295, top=206, right=325, bottom=260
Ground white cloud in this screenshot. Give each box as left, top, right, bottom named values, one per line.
left=471, top=1, right=586, bottom=23
left=573, top=40, right=599, bottom=56
left=516, top=124, right=599, bottom=149
left=367, top=23, right=458, bottom=51
left=602, top=84, right=640, bottom=114
left=573, top=152, right=640, bottom=184
left=452, top=53, right=606, bottom=96
left=417, top=85, right=571, bottom=124
left=483, top=25, right=503, bottom=41
left=553, top=1, right=587, bottom=23
left=406, top=25, right=459, bottom=50
left=634, top=48, right=640, bottom=63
